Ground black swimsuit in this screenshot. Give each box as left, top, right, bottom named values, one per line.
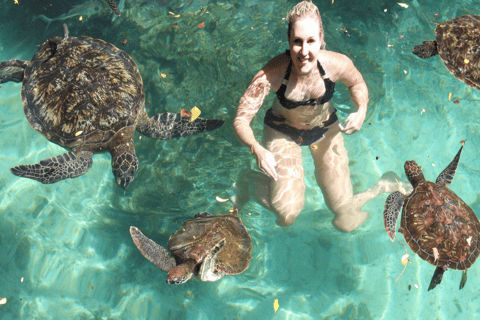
left=264, top=53, right=337, bottom=146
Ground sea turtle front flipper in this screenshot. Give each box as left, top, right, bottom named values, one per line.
left=428, top=266, right=446, bottom=291
left=0, top=59, right=28, bottom=83
left=436, top=141, right=465, bottom=187
left=10, top=150, right=93, bottom=184
left=459, top=270, right=468, bottom=290
left=199, top=238, right=227, bottom=282
left=383, top=191, right=404, bottom=242
left=130, top=226, right=176, bottom=272
left=137, top=112, right=224, bottom=140
left=104, top=0, right=121, bottom=16
left=412, top=40, right=439, bottom=58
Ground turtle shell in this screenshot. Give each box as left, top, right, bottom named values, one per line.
left=400, top=180, right=480, bottom=270
left=21, top=35, right=145, bottom=150
left=435, top=15, right=480, bottom=89
left=168, top=212, right=252, bottom=276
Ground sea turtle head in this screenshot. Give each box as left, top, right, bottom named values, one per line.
left=166, top=263, right=195, bottom=285
left=412, top=40, right=439, bottom=59
left=112, top=152, right=138, bottom=189
left=404, top=160, right=425, bottom=187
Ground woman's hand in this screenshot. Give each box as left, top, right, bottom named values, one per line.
left=339, top=109, right=366, bottom=135
left=251, top=143, right=278, bottom=180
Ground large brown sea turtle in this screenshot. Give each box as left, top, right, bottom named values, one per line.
left=412, top=15, right=480, bottom=89
left=383, top=141, right=480, bottom=291
left=130, top=210, right=252, bottom=284
left=0, top=24, right=224, bottom=188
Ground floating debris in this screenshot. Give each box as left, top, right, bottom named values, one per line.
left=274, top=299, right=279, bottom=313
left=448, top=92, right=452, bottom=100
left=464, top=59, right=470, bottom=64
left=0, top=298, right=6, bottom=305
left=198, top=22, right=205, bottom=29
left=404, top=70, right=408, bottom=74
left=21, top=277, right=24, bottom=282
left=120, top=39, right=128, bottom=45
left=454, top=99, right=460, bottom=104
left=408, top=284, right=412, bottom=291
left=432, top=163, right=436, bottom=167
left=434, top=13, right=439, bottom=17
left=215, top=196, right=229, bottom=203
left=401, top=253, right=410, bottom=266
left=79, top=16, right=83, bottom=21
left=376, top=155, right=380, bottom=160
left=180, top=109, right=191, bottom=117
left=75, top=130, right=83, bottom=136
left=189, top=106, right=201, bottom=122
left=340, top=27, right=350, bottom=37
left=414, top=284, right=419, bottom=289
left=160, top=73, right=167, bottom=78
left=421, top=108, right=426, bottom=115
left=433, top=247, right=439, bottom=262
left=397, top=2, right=409, bottom=8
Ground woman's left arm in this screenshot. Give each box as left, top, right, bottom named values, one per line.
left=333, top=54, right=369, bottom=135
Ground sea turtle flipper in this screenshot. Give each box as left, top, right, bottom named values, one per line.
left=459, top=270, right=468, bottom=290
left=136, top=112, right=224, bottom=140
left=435, top=142, right=465, bottom=187
left=10, top=150, right=93, bottom=184
left=130, top=226, right=176, bottom=272
left=412, top=40, right=439, bottom=58
left=428, top=266, right=446, bottom=291
left=383, top=191, right=404, bottom=242
left=104, top=0, right=121, bottom=16
left=199, top=238, right=227, bottom=282
left=0, top=59, right=28, bottom=83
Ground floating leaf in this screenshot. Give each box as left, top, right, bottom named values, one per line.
left=198, top=22, right=205, bottom=28
left=414, top=284, right=419, bottom=289
left=215, top=196, right=229, bottom=203
left=120, top=39, right=128, bottom=45
left=401, top=253, right=409, bottom=265
left=454, top=99, right=460, bottom=104
left=21, top=277, right=24, bottom=282
left=189, top=106, right=201, bottom=122
left=420, top=108, right=425, bottom=115
left=169, top=11, right=175, bottom=15
left=180, top=109, right=191, bottom=117
left=464, top=59, right=470, bottom=64
left=174, top=15, right=180, bottom=18
left=397, top=2, right=409, bottom=8
left=274, top=299, right=279, bottom=313
left=75, top=130, right=83, bottom=136
left=160, top=73, right=167, bottom=78
left=79, top=16, right=83, bottom=21
left=0, top=298, right=6, bottom=305
left=448, top=92, right=452, bottom=100
left=433, top=247, right=439, bottom=262
left=14, top=0, right=18, bottom=4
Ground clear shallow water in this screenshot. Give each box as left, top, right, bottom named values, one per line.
left=1, top=0, right=480, bottom=319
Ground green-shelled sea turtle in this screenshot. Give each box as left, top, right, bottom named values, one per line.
left=412, top=15, right=480, bottom=89
left=130, top=210, right=252, bottom=284
left=383, top=141, right=480, bottom=291
left=0, top=24, right=224, bottom=188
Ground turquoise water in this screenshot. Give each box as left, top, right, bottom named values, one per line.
left=1, top=0, right=480, bottom=319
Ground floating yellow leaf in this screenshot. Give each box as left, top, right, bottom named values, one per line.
left=174, top=15, right=180, bottom=18
left=189, top=106, right=201, bottom=122
left=465, top=59, right=470, bottom=64
left=229, top=209, right=234, bottom=213
left=274, top=299, right=279, bottom=313
left=79, top=16, right=83, bottom=21
left=401, top=253, right=409, bottom=265
left=160, top=73, right=167, bottom=78
left=332, top=0, right=334, bottom=3
left=14, top=0, right=18, bottom=4
left=448, top=92, right=452, bottom=100
left=215, top=196, right=229, bottom=203
left=169, top=11, right=175, bottom=15
left=397, top=2, right=409, bottom=8
left=75, top=130, right=83, bottom=136
left=0, top=298, right=6, bottom=305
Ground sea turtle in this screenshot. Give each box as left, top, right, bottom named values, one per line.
left=412, top=15, right=480, bottom=90
left=383, top=141, right=480, bottom=291
left=0, top=24, right=224, bottom=188
left=130, top=210, right=252, bottom=284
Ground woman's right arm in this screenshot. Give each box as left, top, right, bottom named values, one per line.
left=233, top=70, right=278, bottom=180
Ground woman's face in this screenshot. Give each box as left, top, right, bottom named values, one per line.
left=288, top=18, right=322, bottom=75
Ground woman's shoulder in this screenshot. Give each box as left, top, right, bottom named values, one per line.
left=260, top=52, right=290, bottom=89
left=318, top=50, right=355, bottom=82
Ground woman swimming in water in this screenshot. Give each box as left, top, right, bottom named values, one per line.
left=233, top=1, right=407, bottom=232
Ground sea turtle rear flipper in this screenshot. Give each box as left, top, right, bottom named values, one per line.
left=130, top=226, right=176, bottom=272
left=136, top=112, right=224, bottom=140
left=436, top=142, right=465, bottom=187
left=428, top=266, right=446, bottom=291
left=10, top=150, right=93, bottom=184
left=459, top=270, right=468, bottom=290
left=412, top=40, right=439, bottom=58
left=199, top=238, right=227, bottom=282
left=383, top=191, right=405, bottom=242
left=0, top=59, right=28, bottom=83
left=104, top=0, right=121, bottom=16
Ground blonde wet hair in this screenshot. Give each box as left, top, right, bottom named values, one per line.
left=286, top=1, right=326, bottom=48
